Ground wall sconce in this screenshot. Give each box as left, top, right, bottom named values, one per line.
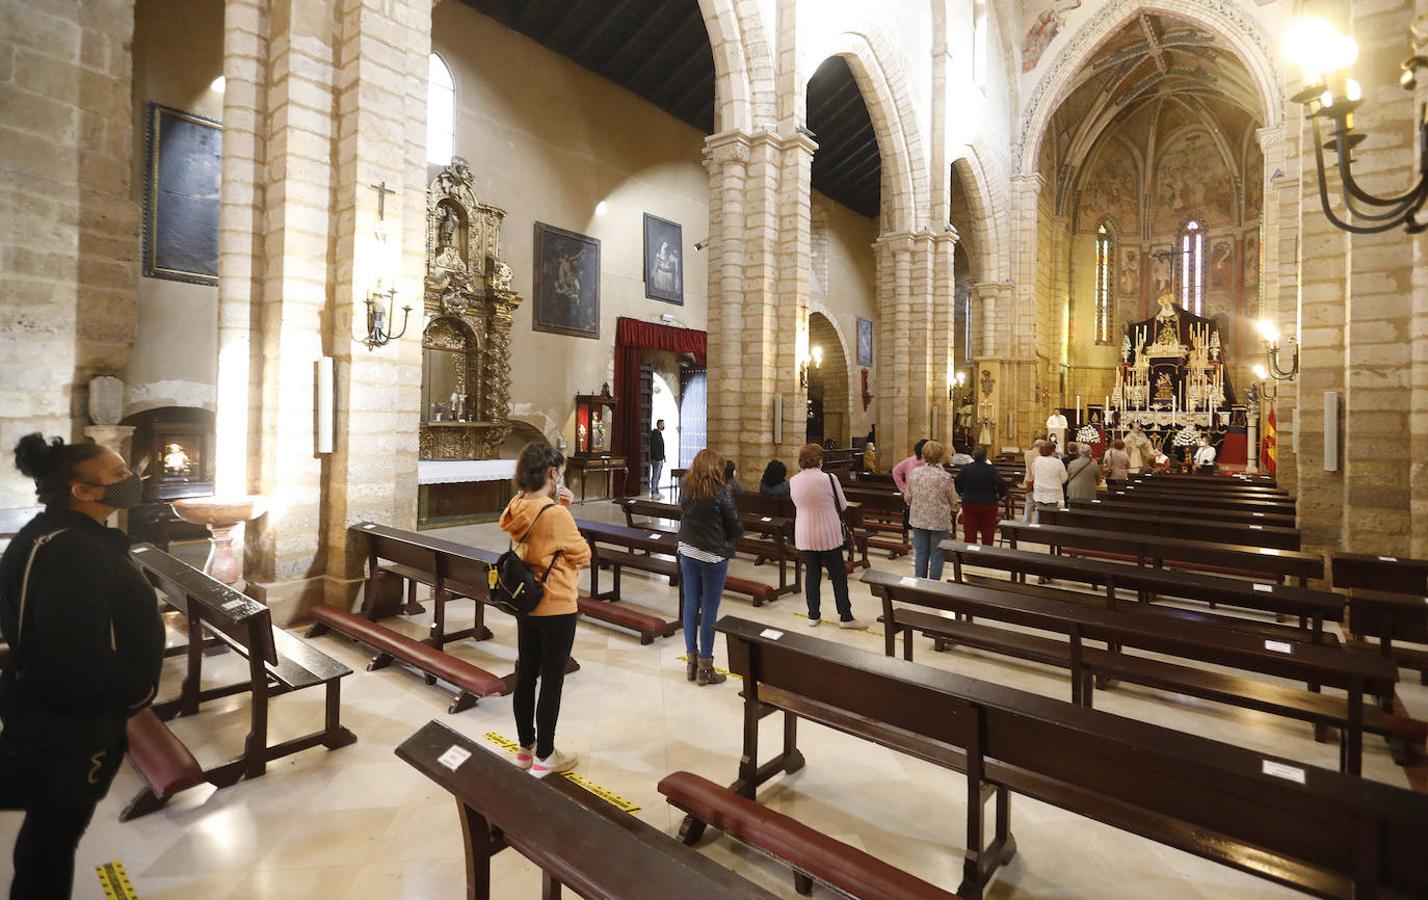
left=1256, top=319, right=1299, bottom=381
left=364, top=281, right=411, bottom=349
left=947, top=368, right=967, bottom=401
left=1286, top=16, right=1428, bottom=235
left=799, top=344, right=824, bottom=389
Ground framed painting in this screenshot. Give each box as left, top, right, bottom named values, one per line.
left=856, top=317, right=874, bottom=366
left=143, top=103, right=222, bottom=286
left=533, top=222, right=601, bottom=339
left=643, top=213, right=683, bottom=305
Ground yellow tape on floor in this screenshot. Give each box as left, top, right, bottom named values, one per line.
left=484, top=732, right=640, bottom=813
left=674, top=655, right=737, bottom=678
left=787, top=609, right=883, bottom=637
left=96, top=860, right=138, bottom=900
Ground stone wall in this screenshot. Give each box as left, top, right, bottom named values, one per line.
left=0, top=0, right=140, bottom=508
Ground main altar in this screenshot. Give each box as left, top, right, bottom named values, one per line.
left=1106, top=294, right=1249, bottom=465
left=1112, top=294, right=1236, bottom=428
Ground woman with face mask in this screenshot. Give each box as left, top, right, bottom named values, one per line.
left=0, top=434, right=165, bottom=898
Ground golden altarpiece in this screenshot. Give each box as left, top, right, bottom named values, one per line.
left=419, top=158, right=521, bottom=460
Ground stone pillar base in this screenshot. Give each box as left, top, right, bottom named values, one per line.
left=247, top=574, right=363, bottom=628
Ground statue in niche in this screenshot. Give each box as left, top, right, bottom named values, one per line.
left=1154, top=372, right=1174, bottom=401
left=435, top=203, right=464, bottom=270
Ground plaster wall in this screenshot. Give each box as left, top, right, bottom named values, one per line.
left=126, top=0, right=224, bottom=415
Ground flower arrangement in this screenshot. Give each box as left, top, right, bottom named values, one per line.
left=1171, top=424, right=1201, bottom=447
left=1075, top=424, right=1100, bottom=444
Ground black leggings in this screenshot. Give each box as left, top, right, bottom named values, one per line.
left=513, top=612, right=578, bottom=759
left=11, top=799, right=98, bottom=899
left=801, top=548, right=853, bottom=622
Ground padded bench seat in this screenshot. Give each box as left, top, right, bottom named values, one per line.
left=866, top=535, right=913, bottom=558
left=308, top=605, right=506, bottom=713
left=598, top=549, right=680, bottom=580
left=577, top=596, right=679, bottom=644
left=724, top=575, right=777, bottom=607
left=120, top=707, right=207, bottom=821
left=659, top=771, right=960, bottom=899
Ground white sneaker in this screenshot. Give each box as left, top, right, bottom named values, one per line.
left=531, top=749, right=578, bottom=779
left=652, top=492, right=664, bottom=501
left=515, top=744, right=534, bottom=771
left=838, top=619, right=863, bottom=630
left=806, top=617, right=822, bottom=627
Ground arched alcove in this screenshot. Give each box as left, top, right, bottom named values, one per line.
left=807, top=312, right=850, bottom=446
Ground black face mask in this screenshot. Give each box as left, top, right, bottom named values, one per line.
left=80, top=472, right=143, bottom=510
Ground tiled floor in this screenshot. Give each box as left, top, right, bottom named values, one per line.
left=3, top=500, right=1422, bottom=898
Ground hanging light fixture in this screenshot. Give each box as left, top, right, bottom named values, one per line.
left=363, top=280, right=411, bottom=349
left=1255, top=319, right=1299, bottom=382
left=1285, top=16, right=1428, bottom=235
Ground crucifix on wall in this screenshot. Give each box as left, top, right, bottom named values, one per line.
left=370, top=180, right=397, bottom=220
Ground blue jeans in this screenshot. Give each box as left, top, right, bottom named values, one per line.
left=651, top=460, right=664, bottom=494
left=679, top=554, right=729, bottom=658
left=910, top=528, right=949, bottom=580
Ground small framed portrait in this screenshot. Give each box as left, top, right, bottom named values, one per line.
left=643, top=213, right=683, bottom=305
left=856, top=317, right=874, bottom=366
left=533, top=222, right=601, bottom=339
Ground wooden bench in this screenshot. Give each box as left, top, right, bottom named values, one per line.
left=395, top=719, right=778, bottom=900
left=1046, top=507, right=1302, bottom=551
left=1000, top=520, right=1324, bottom=586
left=620, top=498, right=800, bottom=597
left=715, top=615, right=1428, bottom=899
left=1107, top=486, right=1296, bottom=514
left=1071, top=497, right=1297, bottom=527
left=128, top=544, right=356, bottom=818
left=1128, top=473, right=1289, bottom=495
left=862, top=570, right=1405, bottom=775
left=1331, top=552, right=1428, bottom=684
left=841, top=487, right=913, bottom=559
left=1131, top=471, right=1278, bottom=487
left=660, top=771, right=960, bottom=899
left=735, top=490, right=871, bottom=573
left=578, top=517, right=782, bottom=608
left=938, top=539, right=1344, bottom=641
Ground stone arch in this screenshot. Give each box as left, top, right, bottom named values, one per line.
left=696, top=0, right=778, bottom=133
left=816, top=27, right=929, bottom=234
left=950, top=148, right=1009, bottom=284
left=807, top=310, right=852, bottom=446
left=1017, top=0, right=1282, bottom=176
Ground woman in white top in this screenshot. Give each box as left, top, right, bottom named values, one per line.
left=1029, top=441, right=1068, bottom=516
left=1193, top=436, right=1217, bottom=474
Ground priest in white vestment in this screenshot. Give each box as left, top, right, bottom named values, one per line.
left=1045, top=408, right=1068, bottom=451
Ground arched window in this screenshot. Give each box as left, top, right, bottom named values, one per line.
left=1094, top=223, right=1114, bottom=344
left=1178, top=219, right=1205, bottom=315
left=427, top=53, right=454, bottom=166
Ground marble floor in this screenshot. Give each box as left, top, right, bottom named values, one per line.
left=3, top=500, right=1422, bottom=898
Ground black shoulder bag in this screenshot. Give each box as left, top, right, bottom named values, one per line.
left=827, top=473, right=855, bottom=554
left=488, top=503, right=563, bottom=616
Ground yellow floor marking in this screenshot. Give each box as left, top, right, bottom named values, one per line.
left=674, top=655, right=738, bottom=678
left=96, top=860, right=138, bottom=900
left=786, top=609, right=883, bottom=637
left=484, top=732, right=640, bottom=813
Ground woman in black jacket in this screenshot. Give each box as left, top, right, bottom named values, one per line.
left=0, top=435, right=164, bottom=898
left=676, top=449, right=744, bottom=686
left=953, top=446, right=1007, bottom=546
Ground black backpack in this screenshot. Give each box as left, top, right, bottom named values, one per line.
left=488, top=503, right=562, bottom=616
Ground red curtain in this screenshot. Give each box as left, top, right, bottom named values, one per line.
left=613, top=318, right=707, bottom=495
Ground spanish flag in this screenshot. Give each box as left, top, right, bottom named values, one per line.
left=1262, top=408, right=1277, bottom=475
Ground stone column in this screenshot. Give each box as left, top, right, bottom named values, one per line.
left=773, top=128, right=817, bottom=464
left=0, top=0, right=140, bottom=507
left=931, top=230, right=957, bottom=446
left=703, top=131, right=750, bottom=470
left=875, top=234, right=916, bottom=461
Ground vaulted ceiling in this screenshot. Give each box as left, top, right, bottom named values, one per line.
left=1039, top=12, right=1264, bottom=218
left=458, top=1, right=882, bottom=219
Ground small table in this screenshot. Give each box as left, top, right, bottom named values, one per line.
left=567, top=455, right=626, bottom=503
left=669, top=468, right=687, bottom=501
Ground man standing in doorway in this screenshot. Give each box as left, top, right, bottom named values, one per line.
left=649, top=419, right=667, bottom=499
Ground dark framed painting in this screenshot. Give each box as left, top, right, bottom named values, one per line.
left=856, top=317, right=874, bottom=366
left=533, top=222, right=601, bottom=339
left=143, top=103, right=222, bottom=286
left=642, top=213, right=683, bottom=305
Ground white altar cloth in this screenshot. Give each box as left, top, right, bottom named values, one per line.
left=418, top=459, right=516, bottom=485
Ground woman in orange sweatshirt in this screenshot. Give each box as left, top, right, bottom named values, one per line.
left=498, top=443, right=591, bottom=777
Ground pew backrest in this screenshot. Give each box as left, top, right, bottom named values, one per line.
left=132, top=543, right=277, bottom=665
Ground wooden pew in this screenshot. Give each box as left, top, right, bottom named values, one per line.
left=394, top=719, right=778, bottom=900
left=581, top=517, right=780, bottom=608
left=735, top=490, right=871, bottom=573
left=840, top=486, right=913, bottom=559
left=1071, top=497, right=1297, bottom=527
left=1107, top=486, right=1295, bottom=514
left=938, top=539, right=1344, bottom=641
left=129, top=544, right=356, bottom=817
left=1132, top=471, right=1278, bottom=487
left=1045, top=507, right=1302, bottom=551
left=1130, top=473, right=1286, bottom=494
left=618, top=498, right=800, bottom=597
left=999, top=520, right=1324, bottom=586
left=714, top=615, right=1428, bottom=900
left=862, top=570, right=1398, bottom=776
left=1344, top=588, right=1428, bottom=690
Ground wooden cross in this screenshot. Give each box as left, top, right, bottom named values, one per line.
left=369, top=180, right=397, bottom=220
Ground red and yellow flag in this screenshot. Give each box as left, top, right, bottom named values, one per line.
left=1261, top=407, right=1277, bottom=475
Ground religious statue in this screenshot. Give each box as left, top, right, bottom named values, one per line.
left=591, top=411, right=607, bottom=452
left=577, top=422, right=588, bottom=452
left=162, top=441, right=192, bottom=477
left=1153, top=372, right=1174, bottom=401
left=435, top=205, right=463, bottom=270
left=1124, top=422, right=1153, bottom=473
